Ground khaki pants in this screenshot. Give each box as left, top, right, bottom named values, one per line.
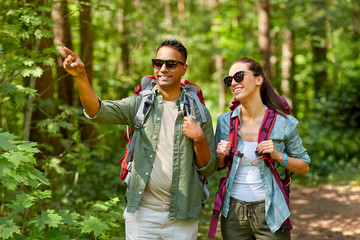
left=221, top=197, right=291, bottom=240
left=123, top=206, right=198, bottom=240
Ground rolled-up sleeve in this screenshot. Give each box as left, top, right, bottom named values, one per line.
left=194, top=106, right=218, bottom=177
left=285, top=117, right=311, bottom=163
left=83, top=96, right=139, bottom=127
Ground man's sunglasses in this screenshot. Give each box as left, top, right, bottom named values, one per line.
left=223, top=71, right=254, bottom=87
left=152, top=59, right=185, bottom=70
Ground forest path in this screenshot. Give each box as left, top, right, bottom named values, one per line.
left=291, top=184, right=360, bottom=240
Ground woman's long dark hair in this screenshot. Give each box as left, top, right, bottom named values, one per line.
left=233, top=58, right=288, bottom=117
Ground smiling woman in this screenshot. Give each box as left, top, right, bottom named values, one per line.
left=210, top=57, right=310, bottom=240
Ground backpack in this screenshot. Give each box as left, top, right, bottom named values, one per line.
left=119, top=75, right=210, bottom=208
left=208, top=97, right=292, bottom=239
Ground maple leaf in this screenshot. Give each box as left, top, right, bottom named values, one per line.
left=80, top=216, right=109, bottom=237
left=0, top=135, right=17, bottom=151
left=0, top=219, right=21, bottom=239
left=30, top=209, right=63, bottom=230
left=5, top=193, right=35, bottom=213
left=58, top=209, right=80, bottom=227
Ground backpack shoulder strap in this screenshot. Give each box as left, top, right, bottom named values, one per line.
left=208, top=110, right=243, bottom=239
left=257, top=107, right=293, bottom=231
left=181, top=84, right=207, bottom=123
left=258, top=108, right=277, bottom=147
left=223, top=114, right=241, bottom=166
left=135, top=76, right=156, bottom=94
left=124, top=77, right=156, bottom=163
left=179, top=82, right=209, bottom=208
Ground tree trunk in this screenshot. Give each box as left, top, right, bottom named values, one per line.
left=215, top=54, right=225, bottom=112
left=52, top=0, right=74, bottom=107
left=212, top=0, right=225, bottom=112
left=258, top=0, right=271, bottom=81
left=134, top=0, right=142, bottom=37
left=281, top=28, right=293, bottom=108
left=311, top=0, right=328, bottom=97
left=28, top=0, right=62, bottom=155
left=165, top=0, right=173, bottom=32
left=79, top=0, right=96, bottom=145
left=29, top=36, right=57, bottom=148
left=178, top=0, right=186, bottom=43
left=118, top=0, right=131, bottom=75
left=23, top=74, right=36, bottom=142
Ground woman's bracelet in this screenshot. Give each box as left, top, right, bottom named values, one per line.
left=279, top=152, right=288, bottom=166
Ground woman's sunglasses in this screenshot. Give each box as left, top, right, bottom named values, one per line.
left=152, top=59, right=185, bottom=70
left=223, top=71, right=256, bottom=87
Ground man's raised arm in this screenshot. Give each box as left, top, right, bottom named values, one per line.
left=63, top=47, right=100, bottom=117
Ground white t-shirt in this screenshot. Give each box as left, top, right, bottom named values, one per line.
left=139, top=100, right=177, bottom=211
left=230, top=141, right=266, bottom=202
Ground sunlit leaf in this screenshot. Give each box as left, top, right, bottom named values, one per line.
left=0, top=136, right=17, bottom=151
left=5, top=193, right=35, bottom=213
left=0, top=219, right=21, bottom=240
left=80, top=216, right=109, bottom=236
left=30, top=210, right=63, bottom=230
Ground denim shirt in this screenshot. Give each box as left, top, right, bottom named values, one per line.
left=215, top=105, right=311, bottom=232
left=84, top=87, right=217, bottom=222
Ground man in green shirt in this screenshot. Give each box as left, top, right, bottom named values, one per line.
left=63, top=39, right=217, bottom=239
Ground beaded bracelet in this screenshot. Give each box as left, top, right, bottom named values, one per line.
left=279, top=152, right=288, bottom=166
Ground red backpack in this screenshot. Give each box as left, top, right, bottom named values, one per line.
left=208, top=97, right=292, bottom=238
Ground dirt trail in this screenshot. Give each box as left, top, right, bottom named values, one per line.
left=291, top=184, right=360, bottom=240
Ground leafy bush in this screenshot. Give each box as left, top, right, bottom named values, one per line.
left=0, top=130, right=126, bottom=240
left=300, top=84, right=360, bottom=184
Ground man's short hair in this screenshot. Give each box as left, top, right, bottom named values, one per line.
left=156, top=39, right=187, bottom=62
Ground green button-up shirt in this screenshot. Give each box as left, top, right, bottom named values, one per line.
left=85, top=87, right=217, bottom=221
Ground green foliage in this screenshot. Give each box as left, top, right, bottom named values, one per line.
left=0, top=129, right=48, bottom=191
left=0, top=130, right=126, bottom=239
left=302, top=83, right=360, bottom=184
left=1, top=0, right=360, bottom=238
left=37, top=115, right=75, bottom=134
left=0, top=219, right=21, bottom=240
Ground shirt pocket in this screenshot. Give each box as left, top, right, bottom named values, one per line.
left=270, top=129, right=286, bottom=154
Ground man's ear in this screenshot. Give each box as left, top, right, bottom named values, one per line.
left=182, top=64, right=188, bottom=76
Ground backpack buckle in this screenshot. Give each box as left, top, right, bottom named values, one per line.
left=212, top=209, right=220, bottom=217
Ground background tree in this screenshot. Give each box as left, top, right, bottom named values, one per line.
left=258, top=0, right=271, bottom=80
left=79, top=0, right=96, bottom=145
left=52, top=0, right=75, bottom=108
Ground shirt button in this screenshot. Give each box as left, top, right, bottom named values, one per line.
left=157, top=118, right=160, bottom=121
left=159, top=101, right=163, bottom=104
left=146, top=172, right=149, bottom=175
left=153, top=136, right=157, bottom=139
left=150, top=155, right=153, bottom=158
left=139, top=192, right=142, bottom=194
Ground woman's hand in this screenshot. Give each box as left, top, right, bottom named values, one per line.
left=257, top=140, right=310, bottom=175
left=216, top=140, right=231, bottom=168
left=256, top=140, right=284, bottom=163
